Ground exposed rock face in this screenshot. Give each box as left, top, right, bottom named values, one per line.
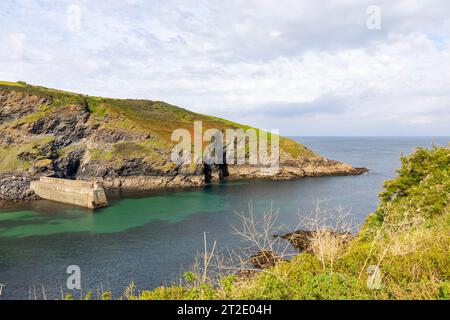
left=90, top=127, right=150, bottom=144
left=98, top=174, right=205, bottom=191
left=0, top=86, right=368, bottom=201
left=52, top=149, right=85, bottom=179
left=226, top=161, right=368, bottom=181
left=0, top=176, right=39, bottom=201
left=0, top=91, right=50, bottom=124
left=28, top=104, right=90, bottom=148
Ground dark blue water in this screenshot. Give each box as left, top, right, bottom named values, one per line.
left=0, top=137, right=448, bottom=299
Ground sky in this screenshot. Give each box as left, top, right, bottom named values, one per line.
left=0, top=0, right=449, bottom=136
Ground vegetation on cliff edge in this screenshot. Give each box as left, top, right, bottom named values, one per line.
left=0, top=81, right=319, bottom=174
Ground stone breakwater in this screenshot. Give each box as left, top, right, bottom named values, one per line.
left=30, top=177, right=108, bottom=209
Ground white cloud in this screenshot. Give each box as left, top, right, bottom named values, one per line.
left=66, top=5, right=82, bottom=33
left=8, top=33, right=26, bottom=58
left=0, top=0, right=449, bottom=135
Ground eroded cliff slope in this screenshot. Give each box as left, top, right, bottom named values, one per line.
left=0, top=81, right=366, bottom=201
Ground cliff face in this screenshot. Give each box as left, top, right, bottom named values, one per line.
left=0, top=82, right=367, bottom=201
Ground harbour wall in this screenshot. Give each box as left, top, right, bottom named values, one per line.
left=30, top=177, right=108, bottom=209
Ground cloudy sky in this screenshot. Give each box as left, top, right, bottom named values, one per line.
left=1, top=0, right=449, bottom=136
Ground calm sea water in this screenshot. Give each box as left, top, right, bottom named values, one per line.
left=0, top=137, right=448, bottom=299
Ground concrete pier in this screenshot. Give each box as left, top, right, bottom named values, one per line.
left=30, top=177, right=108, bottom=209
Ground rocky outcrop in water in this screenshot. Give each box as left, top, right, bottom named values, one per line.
left=277, top=230, right=353, bottom=252
left=0, top=175, right=39, bottom=201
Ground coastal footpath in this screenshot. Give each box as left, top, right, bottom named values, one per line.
left=0, top=81, right=366, bottom=202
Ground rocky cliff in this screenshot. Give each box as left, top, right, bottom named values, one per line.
left=0, top=81, right=367, bottom=201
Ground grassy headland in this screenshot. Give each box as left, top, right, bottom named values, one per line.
left=0, top=81, right=317, bottom=169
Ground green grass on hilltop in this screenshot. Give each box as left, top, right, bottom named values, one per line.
left=0, top=81, right=25, bottom=87
left=0, top=80, right=319, bottom=161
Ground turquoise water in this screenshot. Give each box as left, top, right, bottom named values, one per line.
left=0, top=137, right=448, bottom=299
left=0, top=191, right=229, bottom=238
